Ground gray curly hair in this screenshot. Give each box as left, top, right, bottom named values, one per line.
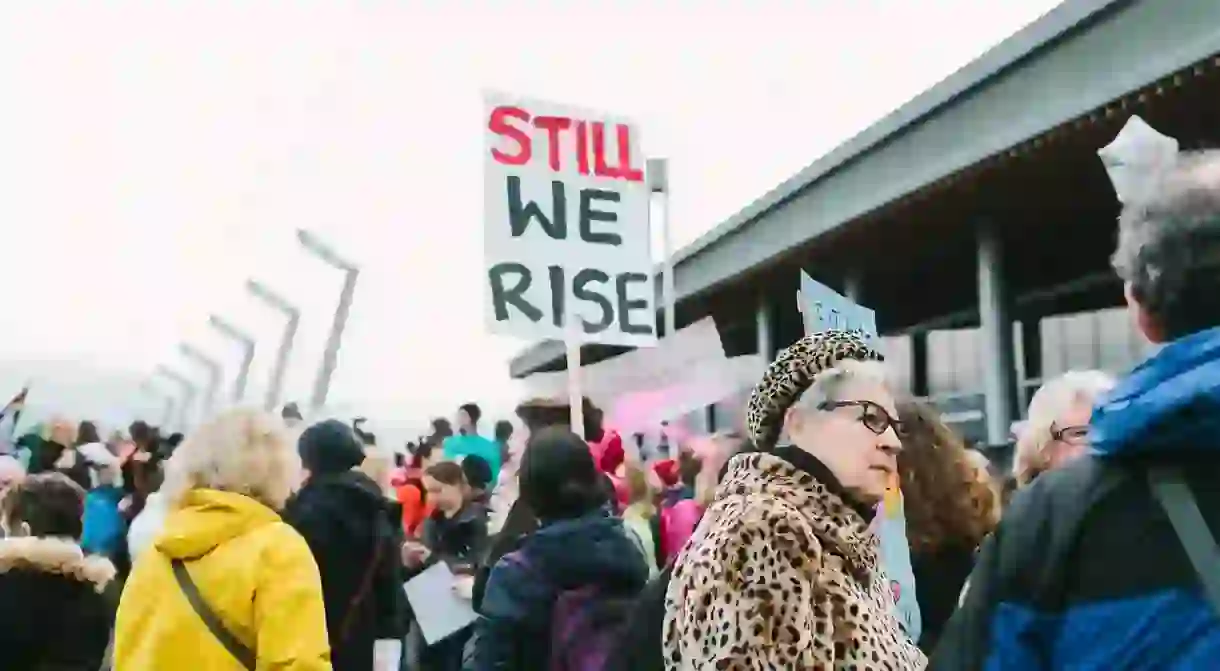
left=1112, top=151, right=1220, bottom=339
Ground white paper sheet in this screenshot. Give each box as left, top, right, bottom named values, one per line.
left=373, top=639, right=402, bottom=671
left=402, top=562, right=479, bottom=645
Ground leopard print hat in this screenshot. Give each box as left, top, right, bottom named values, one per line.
left=746, top=331, right=884, bottom=450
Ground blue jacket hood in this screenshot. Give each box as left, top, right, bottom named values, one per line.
left=1091, top=325, right=1220, bottom=456
left=481, top=510, right=648, bottom=628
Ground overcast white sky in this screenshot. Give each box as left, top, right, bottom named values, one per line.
left=0, top=1, right=1062, bottom=431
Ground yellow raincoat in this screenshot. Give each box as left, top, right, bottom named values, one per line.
left=114, top=488, right=331, bottom=670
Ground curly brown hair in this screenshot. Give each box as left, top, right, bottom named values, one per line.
left=896, top=399, right=1000, bottom=555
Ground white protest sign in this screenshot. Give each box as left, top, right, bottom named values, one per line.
left=606, top=354, right=764, bottom=433
left=483, top=92, right=657, bottom=347
left=799, top=271, right=878, bottom=345
left=520, top=317, right=725, bottom=405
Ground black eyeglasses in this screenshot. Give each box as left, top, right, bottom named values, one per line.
left=818, top=400, right=905, bottom=437
left=1051, top=424, right=1090, bottom=445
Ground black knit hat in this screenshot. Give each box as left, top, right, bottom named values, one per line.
left=298, top=419, right=365, bottom=475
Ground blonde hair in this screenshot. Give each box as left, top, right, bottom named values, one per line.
left=44, top=418, right=77, bottom=447
left=624, top=461, right=656, bottom=516
left=160, top=408, right=300, bottom=511
left=1013, top=370, right=1116, bottom=485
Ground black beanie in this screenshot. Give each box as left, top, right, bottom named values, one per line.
left=298, top=420, right=366, bottom=476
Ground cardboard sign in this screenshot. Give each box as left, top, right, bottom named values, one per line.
left=483, top=93, right=657, bottom=347
left=798, top=271, right=878, bottom=345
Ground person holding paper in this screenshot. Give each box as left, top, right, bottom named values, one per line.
left=405, top=460, right=489, bottom=671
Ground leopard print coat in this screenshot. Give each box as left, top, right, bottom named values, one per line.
left=662, top=452, right=927, bottom=670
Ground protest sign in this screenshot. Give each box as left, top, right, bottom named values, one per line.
left=798, top=271, right=878, bottom=345
left=606, top=354, right=764, bottom=433
left=520, top=317, right=725, bottom=405
left=483, top=92, right=657, bottom=348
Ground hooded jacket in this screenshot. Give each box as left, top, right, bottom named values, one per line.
left=0, top=536, right=117, bottom=670
left=932, top=325, right=1220, bottom=670
left=282, top=470, right=407, bottom=671
left=471, top=509, right=649, bottom=670
left=663, top=450, right=925, bottom=670
left=113, top=488, right=331, bottom=670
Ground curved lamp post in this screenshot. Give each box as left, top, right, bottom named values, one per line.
left=154, top=365, right=198, bottom=430
left=209, top=315, right=257, bottom=403
left=139, top=380, right=177, bottom=430
left=180, top=344, right=223, bottom=418
left=246, top=279, right=300, bottom=413
left=297, top=229, right=359, bottom=414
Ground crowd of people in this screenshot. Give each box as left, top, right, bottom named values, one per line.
left=0, top=148, right=1218, bottom=670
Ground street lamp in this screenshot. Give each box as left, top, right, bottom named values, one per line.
left=180, top=344, right=223, bottom=418
left=297, top=229, right=359, bottom=413
left=209, top=315, right=256, bottom=403
left=154, top=365, right=198, bottom=430
left=139, top=380, right=177, bottom=430
left=246, top=279, right=300, bottom=413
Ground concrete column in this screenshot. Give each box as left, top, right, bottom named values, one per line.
left=756, top=297, right=774, bottom=361
left=911, top=332, right=930, bottom=398
left=978, top=221, right=1018, bottom=445
left=1020, top=317, right=1043, bottom=411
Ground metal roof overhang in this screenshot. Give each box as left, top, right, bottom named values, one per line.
left=511, top=0, right=1220, bottom=379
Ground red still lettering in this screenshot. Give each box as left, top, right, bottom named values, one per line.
left=488, top=106, right=643, bottom=182
left=532, top=116, right=571, bottom=172
left=592, top=122, right=644, bottom=182
left=488, top=106, right=532, bottom=165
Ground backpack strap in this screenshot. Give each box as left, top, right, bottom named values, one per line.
left=338, top=531, right=387, bottom=642
left=1147, top=466, right=1220, bottom=616
left=171, top=559, right=256, bottom=671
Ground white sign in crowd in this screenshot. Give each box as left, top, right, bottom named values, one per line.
left=482, top=92, right=657, bottom=348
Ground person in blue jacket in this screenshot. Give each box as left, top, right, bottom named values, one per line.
left=932, top=150, right=1220, bottom=669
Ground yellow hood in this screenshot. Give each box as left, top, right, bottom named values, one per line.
left=154, top=489, right=283, bottom=561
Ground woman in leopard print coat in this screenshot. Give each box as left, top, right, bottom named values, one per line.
left=663, top=332, right=926, bottom=670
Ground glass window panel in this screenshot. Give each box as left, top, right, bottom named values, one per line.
left=928, top=330, right=958, bottom=396
left=1040, top=316, right=1067, bottom=380
left=1063, top=312, right=1097, bottom=370
left=880, top=336, right=912, bottom=394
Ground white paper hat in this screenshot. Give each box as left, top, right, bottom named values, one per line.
left=1098, top=115, right=1179, bottom=204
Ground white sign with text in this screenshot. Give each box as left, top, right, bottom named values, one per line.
left=483, top=92, right=657, bottom=347
left=799, top=271, right=878, bottom=345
